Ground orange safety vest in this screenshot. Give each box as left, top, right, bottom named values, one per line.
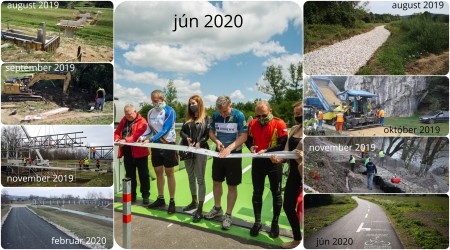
left=318, top=111, right=324, bottom=120
left=379, top=110, right=385, bottom=118
left=376, top=110, right=380, bottom=118
left=336, top=113, right=344, bottom=123
left=361, top=145, right=365, bottom=153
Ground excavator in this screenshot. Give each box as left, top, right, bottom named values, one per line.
left=2, top=71, right=71, bottom=102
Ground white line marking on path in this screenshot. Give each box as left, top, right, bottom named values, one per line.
left=204, top=164, right=252, bottom=204
left=356, top=222, right=371, bottom=232
left=365, top=214, right=368, bottom=218
left=168, top=223, right=173, bottom=228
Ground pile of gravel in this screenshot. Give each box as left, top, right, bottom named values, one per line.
left=304, top=26, right=391, bottom=75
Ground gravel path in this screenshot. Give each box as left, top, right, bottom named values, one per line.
left=304, top=26, right=391, bottom=75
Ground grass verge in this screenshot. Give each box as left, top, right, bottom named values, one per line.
left=29, top=206, right=113, bottom=248
left=384, top=115, right=448, bottom=136
left=357, top=15, right=448, bottom=75
left=359, top=195, right=448, bottom=249
left=304, top=195, right=357, bottom=238
left=1, top=205, right=11, bottom=220
left=1, top=5, right=113, bottom=48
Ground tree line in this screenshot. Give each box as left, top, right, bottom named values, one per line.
left=305, top=1, right=403, bottom=27
left=326, top=137, right=449, bottom=177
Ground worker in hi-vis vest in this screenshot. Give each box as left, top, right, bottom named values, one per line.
left=379, top=150, right=385, bottom=168
left=318, top=110, right=324, bottom=127
left=378, top=108, right=385, bottom=126
left=361, top=144, right=366, bottom=159
left=349, top=155, right=356, bottom=172
left=335, top=111, right=344, bottom=134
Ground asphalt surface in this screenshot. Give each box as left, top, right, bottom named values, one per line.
left=305, top=196, right=404, bottom=249
left=114, top=211, right=272, bottom=249
left=1, top=207, right=87, bottom=249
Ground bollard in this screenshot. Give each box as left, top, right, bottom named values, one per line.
left=122, top=178, right=132, bottom=248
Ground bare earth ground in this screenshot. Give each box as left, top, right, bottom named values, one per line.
left=347, top=126, right=416, bottom=136
left=1, top=29, right=112, bottom=62
left=406, top=51, right=449, bottom=75
left=1, top=102, right=112, bottom=124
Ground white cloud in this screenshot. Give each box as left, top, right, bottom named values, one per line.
left=114, top=83, right=148, bottom=120
left=203, top=94, right=218, bottom=108
left=115, top=1, right=301, bottom=74
left=263, top=53, right=303, bottom=80
left=115, top=68, right=202, bottom=105
left=230, top=90, right=245, bottom=100
left=252, top=41, right=286, bottom=57
left=236, top=61, right=243, bottom=67
left=116, top=41, right=130, bottom=50
left=123, top=44, right=211, bottom=74
left=246, top=86, right=254, bottom=92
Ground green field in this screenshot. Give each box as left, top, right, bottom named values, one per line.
left=303, top=195, right=357, bottom=238
left=357, top=16, right=449, bottom=75
left=1, top=4, right=113, bottom=48
left=385, top=115, right=448, bottom=136
left=304, top=23, right=379, bottom=53
left=359, top=195, right=449, bottom=249
left=114, top=146, right=299, bottom=247
left=2, top=159, right=113, bottom=187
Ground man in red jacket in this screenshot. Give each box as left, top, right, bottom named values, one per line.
left=245, top=100, right=288, bottom=238
left=114, top=104, right=151, bottom=205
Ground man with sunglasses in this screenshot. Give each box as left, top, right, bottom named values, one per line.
left=245, top=100, right=288, bottom=238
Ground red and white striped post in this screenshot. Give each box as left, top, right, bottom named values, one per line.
left=122, top=178, right=132, bottom=248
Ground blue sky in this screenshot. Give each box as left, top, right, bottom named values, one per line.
left=2, top=187, right=113, bottom=198
left=114, top=1, right=302, bottom=116
left=4, top=125, right=113, bottom=147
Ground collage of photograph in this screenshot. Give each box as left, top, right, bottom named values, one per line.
left=1, top=1, right=115, bottom=249
left=0, top=1, right=448, bottom=250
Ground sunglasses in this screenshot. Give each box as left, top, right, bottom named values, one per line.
left=255, top=114, right=268, bottom=118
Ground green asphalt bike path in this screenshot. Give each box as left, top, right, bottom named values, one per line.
left=114, top=147, right=298, bottom=246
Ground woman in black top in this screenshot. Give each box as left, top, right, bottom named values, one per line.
left=180, top=95, right=210, bottom=222
left=271, top=101, right=302, bottom=249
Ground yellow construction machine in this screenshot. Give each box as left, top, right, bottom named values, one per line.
left=2, top=72, right=71, bottom=101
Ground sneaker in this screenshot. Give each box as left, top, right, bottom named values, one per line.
left=269, top=223, right=279, bottom=238
left=147, top=198, right=165, bottom=209
left=182, top=201, right=198, bottom=212
left=222, top=214, right=232, bottom=230
left=281, top=240, right=300, bottom=249
left=192, top=213, right=202, bottom=223
left=250, top=222, right=262, bottom=237
left=167, top=200, right=176, bottom=214
left=142, top=198, right=149, bottom=205
left=204, top=207, right=223, bottom=220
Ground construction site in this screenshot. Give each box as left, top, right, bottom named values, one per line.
left=1, top=63, right=113, bottom=125
left=304, top=137, right=449, bottom=194
left=304, top=76, right=449, bottom=136
left=1, top=2, right=113, bottom=62
left=1, top=188, right=113, bottom=249
left=1, top=125, right=113, bottom=187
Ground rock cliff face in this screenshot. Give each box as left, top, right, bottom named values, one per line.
left=345, top=76, right=428, bottom=117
